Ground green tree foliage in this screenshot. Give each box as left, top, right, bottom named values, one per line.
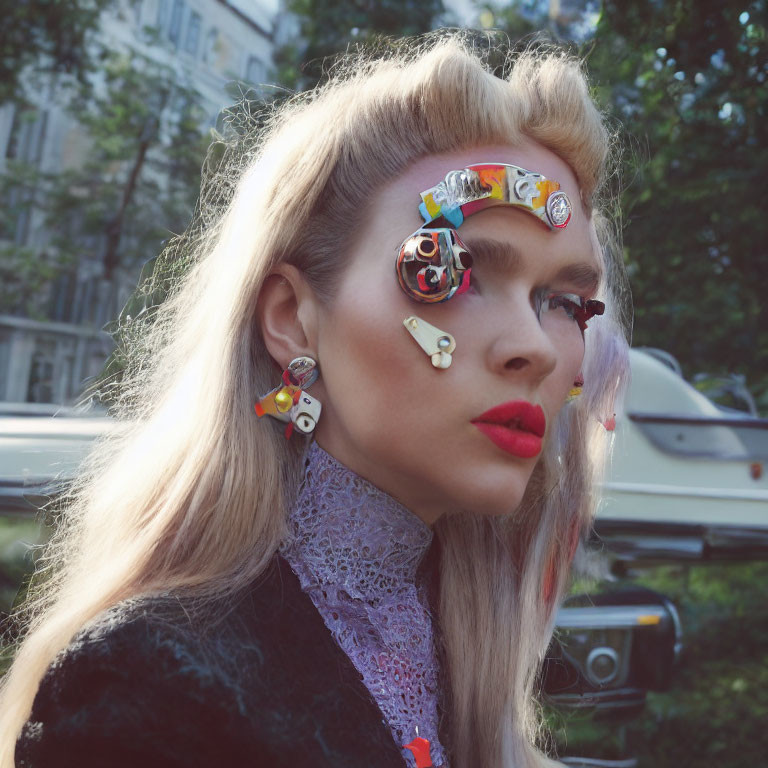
left=548, top=563, right=768, bottom=767
left=274, top=0, right=446, bottom=90
left=587, top=0, right=768, bottom=411
left=473, top=0, right=546, bottom=43
left=0, top=46, right=209, bottom=317
left=48, top=48, right=210, bottom=280
left=0, top=0, right=113, bottom=104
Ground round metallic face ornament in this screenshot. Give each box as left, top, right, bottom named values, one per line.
left=396, top=228, right=473, bottom=303
left=283, top=355, right=319, bottom=389
left=545, top=191, right=572, bottom=229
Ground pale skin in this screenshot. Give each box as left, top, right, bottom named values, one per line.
left=258, top=141, right=602, bottom=526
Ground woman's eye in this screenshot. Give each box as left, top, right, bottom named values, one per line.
left=544, top=293, right=583, bottom=321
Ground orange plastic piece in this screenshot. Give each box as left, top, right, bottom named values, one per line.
left=532, top=178, right=560, bottom=209
left=254, top=383, right=301, bottom=419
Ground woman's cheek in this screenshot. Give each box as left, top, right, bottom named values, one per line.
left=320, top=292, right=427, bottom=433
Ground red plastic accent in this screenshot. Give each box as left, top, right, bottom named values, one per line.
left=460, top=197, right=488, bottom=218
left=454, top=268, right=472, bottom=295
left=403, top=736, right=433, bottom=767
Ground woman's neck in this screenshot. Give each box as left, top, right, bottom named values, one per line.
left=279, top=441, right=434, bottom=601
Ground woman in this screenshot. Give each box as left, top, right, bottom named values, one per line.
left=0, top=35, right=629, bottom=768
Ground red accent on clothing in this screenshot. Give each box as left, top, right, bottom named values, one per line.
left=404, top=736, right=433, bottom=767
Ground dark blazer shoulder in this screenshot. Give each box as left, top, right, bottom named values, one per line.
left=17, top=555, right=408, bottom=768
left=17, top=582, right=266, bottom=767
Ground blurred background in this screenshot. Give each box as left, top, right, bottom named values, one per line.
left=0, top=1, right=766, bottom=766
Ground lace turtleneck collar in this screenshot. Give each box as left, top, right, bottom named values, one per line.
left=279, top=442, right=447, bottom=768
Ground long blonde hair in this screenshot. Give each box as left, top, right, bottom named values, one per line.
left=0, top=34, right=630, bottom=768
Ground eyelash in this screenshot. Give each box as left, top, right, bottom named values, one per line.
left=463, top=275, right=605, bottom=330
left=538, top=291, right=605, bottom=330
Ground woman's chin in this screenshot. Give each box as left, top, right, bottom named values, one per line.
left=438, top=464, right=532, bottom=519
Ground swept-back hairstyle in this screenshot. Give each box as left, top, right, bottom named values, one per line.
left=0, top=33, right=630, bottom=768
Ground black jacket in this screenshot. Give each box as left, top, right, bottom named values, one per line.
left=17, top=552, right=449, bottom=767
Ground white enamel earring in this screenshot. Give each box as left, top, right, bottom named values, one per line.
left=403, top=315, right=456, bottom=369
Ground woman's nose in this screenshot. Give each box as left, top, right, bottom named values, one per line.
left=485, top=298, right=558, bottom=382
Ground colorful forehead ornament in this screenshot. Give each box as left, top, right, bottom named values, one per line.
left=255, top=356, right=321, bottom=439
left=419, top=163, right=572, bottom=230
left=403, top=315, right=456, bottom=369
left=397, top=162, right=572, bottom=305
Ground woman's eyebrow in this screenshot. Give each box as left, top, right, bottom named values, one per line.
left=552, top=262, right=602, bottom=293
left=463, top=236, right=602, bottom=292
left=462, top=237, right=523, bottom=272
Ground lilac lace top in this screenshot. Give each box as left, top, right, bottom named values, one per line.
left=279, top=442, right=447, bottom=768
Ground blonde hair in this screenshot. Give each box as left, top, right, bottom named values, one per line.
left=0, top=33, right=630, bottom=768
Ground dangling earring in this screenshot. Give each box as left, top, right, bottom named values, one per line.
left=403, top=315, right=456, bottom=369
left=566, top=372, right=584, bottom=402
left=255, top=356, right=322, bottom=439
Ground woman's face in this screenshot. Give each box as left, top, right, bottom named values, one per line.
left=311, top=142, right=601, bottom=525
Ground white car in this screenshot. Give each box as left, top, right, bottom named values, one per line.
left=599, top=349, right=768, bottom=561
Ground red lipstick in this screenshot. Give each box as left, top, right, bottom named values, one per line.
left=471, top=400, right=546, bottom=459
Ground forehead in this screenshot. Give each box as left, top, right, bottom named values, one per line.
left=368, top=141, right=597, bottom=268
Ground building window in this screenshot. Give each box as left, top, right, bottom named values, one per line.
left=5, top=107, right=48, bottom=165
left=168, top=0, right=185, bottom=45
left=9, top=191, right=32, bottom=246
left=245, top=56, right=266, bottom=85
left=132, top=0, right=143, bottom=25
left=184, top=12, right=201, bottom=55
left=27, top=350, right=55, bottom=403
left=202, top=28, right=218, bottom=64
left=156, top=0, right=168, bottom=28
left=3, top=107, right=47, bottom=247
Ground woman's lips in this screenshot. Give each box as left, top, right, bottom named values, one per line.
left=471, top=400, right=546, bottom=459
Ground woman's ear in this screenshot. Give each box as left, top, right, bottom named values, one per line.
left=256, top=263, right=320, bottom=369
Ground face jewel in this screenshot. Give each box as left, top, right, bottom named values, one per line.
left=403, top=315, right=456, bottom=369
left=546, top=191, right=572, bottom=228
left=397, top=228, right=473, bottom=303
